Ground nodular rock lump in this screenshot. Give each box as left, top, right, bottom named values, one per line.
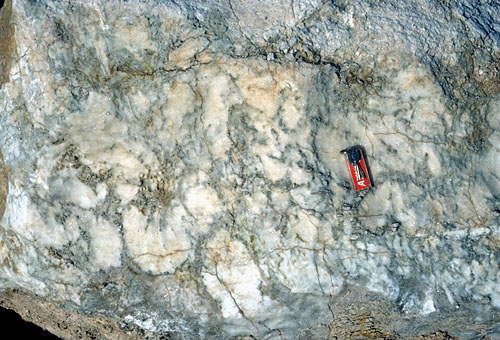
left=0, top=0, right=500, bottom=339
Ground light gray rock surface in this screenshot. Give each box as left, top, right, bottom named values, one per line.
left=0, top=0, right=499, bottom=339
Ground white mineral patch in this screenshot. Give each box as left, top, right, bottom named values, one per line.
left=184, top=185, right=221, bottom=225
left=487, top=98, right=500, bottom=130
left=88, top=217, right=122, bottom=270
left=115, top=183, right=139, bottom=204
left=261, top=155, right=288, bottom=182
left=123, top=206, right=192, bottom=274
left=202, top=230, right=274, bottom=326
left=3, top=184, right=70, bottom=248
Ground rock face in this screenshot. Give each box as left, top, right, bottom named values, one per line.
left=0, top=0, right=500, bottom=339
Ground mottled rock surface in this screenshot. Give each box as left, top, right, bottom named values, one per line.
left=0, top=0, right=500, bottom=339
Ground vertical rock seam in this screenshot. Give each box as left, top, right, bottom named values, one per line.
left=0, top=0, right=14, bottom=85
left=0, top=151, right=7, bottom=226
left=0, top=0, right=12, bottom=223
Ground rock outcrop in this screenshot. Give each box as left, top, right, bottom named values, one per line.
left=0, top=0, right=499, bottom=339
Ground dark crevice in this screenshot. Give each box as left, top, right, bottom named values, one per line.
left=0, top=307, right=62, bottom=339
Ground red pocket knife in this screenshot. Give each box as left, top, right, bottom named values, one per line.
left=340, top=146, right=372, bottom=191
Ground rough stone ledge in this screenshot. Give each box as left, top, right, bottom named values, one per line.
left=0, top=288, right=161, bottom=340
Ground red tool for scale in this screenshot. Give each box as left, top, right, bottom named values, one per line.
left=340, top=146, right=372, bottom=191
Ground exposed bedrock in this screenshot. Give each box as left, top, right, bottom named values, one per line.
left=0, top=0, right=499, bottom=339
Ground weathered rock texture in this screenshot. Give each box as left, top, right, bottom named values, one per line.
left=0, top=0, right=500, bottom=339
